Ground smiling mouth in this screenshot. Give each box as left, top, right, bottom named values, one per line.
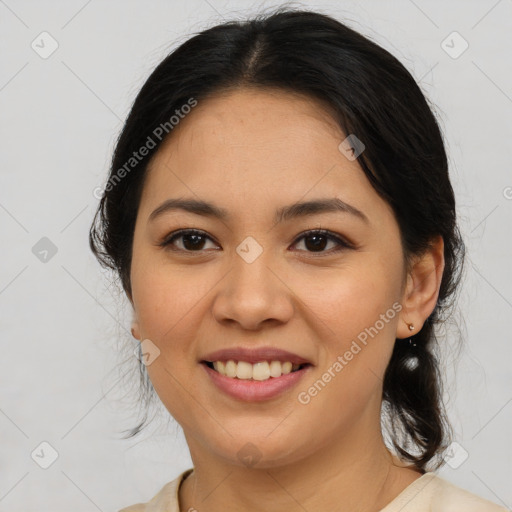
left=202, top=360, right=311, bottom=381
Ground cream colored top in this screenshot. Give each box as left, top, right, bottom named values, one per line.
left=119, top=469, right=509, bottom=512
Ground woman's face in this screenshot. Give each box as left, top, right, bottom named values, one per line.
left=130, top=88, right=411, bottom=468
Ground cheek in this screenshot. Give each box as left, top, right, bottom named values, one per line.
left=131, top=257, right=207, bottom=341
left=299, top=260, right=398, bottom=335
left=297, top=260, right=401, bottom=392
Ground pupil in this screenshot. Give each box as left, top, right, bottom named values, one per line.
left=184, top=234, right=205, bottom=250
left=306, top=234, right=327, bottom=251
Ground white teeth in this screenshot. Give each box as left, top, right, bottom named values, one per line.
left=269, top=360, right=282, bottom=378
left=225, top=360, right=237, bottom=378
left=252, top=361, right=270, bottom=381
left=282, top=361, right=293, bottom=374
left=210, top=360, right=301, bottom=380
left=236, top=361, right=253, bottom=379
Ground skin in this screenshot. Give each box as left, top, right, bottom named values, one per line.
left=129, top=88, right=445, bottom=511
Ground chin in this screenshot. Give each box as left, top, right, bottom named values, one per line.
left=203, top=432, right=312, bottom=470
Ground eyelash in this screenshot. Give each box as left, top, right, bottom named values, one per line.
left=159, top=228, right=353, bottom=255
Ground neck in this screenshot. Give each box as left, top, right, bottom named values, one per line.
left=179, top=423, right=422, bottom=512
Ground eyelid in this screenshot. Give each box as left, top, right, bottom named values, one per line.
left=159, top=228, right=354, bottom=254
left=291, top=228, right=354, bottom=253
left=159, top=229, right=219, bottom=252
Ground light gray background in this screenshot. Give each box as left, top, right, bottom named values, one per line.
left=1, top=0, right=511, bottom=510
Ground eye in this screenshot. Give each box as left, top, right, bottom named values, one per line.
left=159, top=228, right=353, bottom=254
left=291, top=229, right=352, bottom=254
left=159, top=229, right=219, bottom=252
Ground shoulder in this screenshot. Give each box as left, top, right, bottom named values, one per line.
left=118, top=468, right=194, bottom=512
left=382, top=472, right=509, bottom=512
left=429, top=474, right=509, bottom=512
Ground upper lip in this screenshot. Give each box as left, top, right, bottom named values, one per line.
left=201, top=346, right=312, bottom=365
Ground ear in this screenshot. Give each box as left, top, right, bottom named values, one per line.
left=127, top=285, right=140, bottom=339
left=396, top=235, right=445, bottom=339
left=131, top=318, right=141, bottom=340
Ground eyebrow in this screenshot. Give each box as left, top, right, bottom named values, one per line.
left=148, top=197, right=369, bottom=225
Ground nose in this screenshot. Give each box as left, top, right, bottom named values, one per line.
left=211, top=248, right=295, bottom=331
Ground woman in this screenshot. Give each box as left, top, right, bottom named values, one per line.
left=89, top=8, right=508, bottom=511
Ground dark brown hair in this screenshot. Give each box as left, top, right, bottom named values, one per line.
left=89, top=7, right=465, bottom=471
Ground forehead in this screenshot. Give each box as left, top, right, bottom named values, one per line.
left=139, top=88, right=392, bottom=226
left=164, top=88, right=344, bottom=155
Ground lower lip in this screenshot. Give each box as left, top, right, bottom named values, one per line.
left=201, top=363, right=311, bottom=402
